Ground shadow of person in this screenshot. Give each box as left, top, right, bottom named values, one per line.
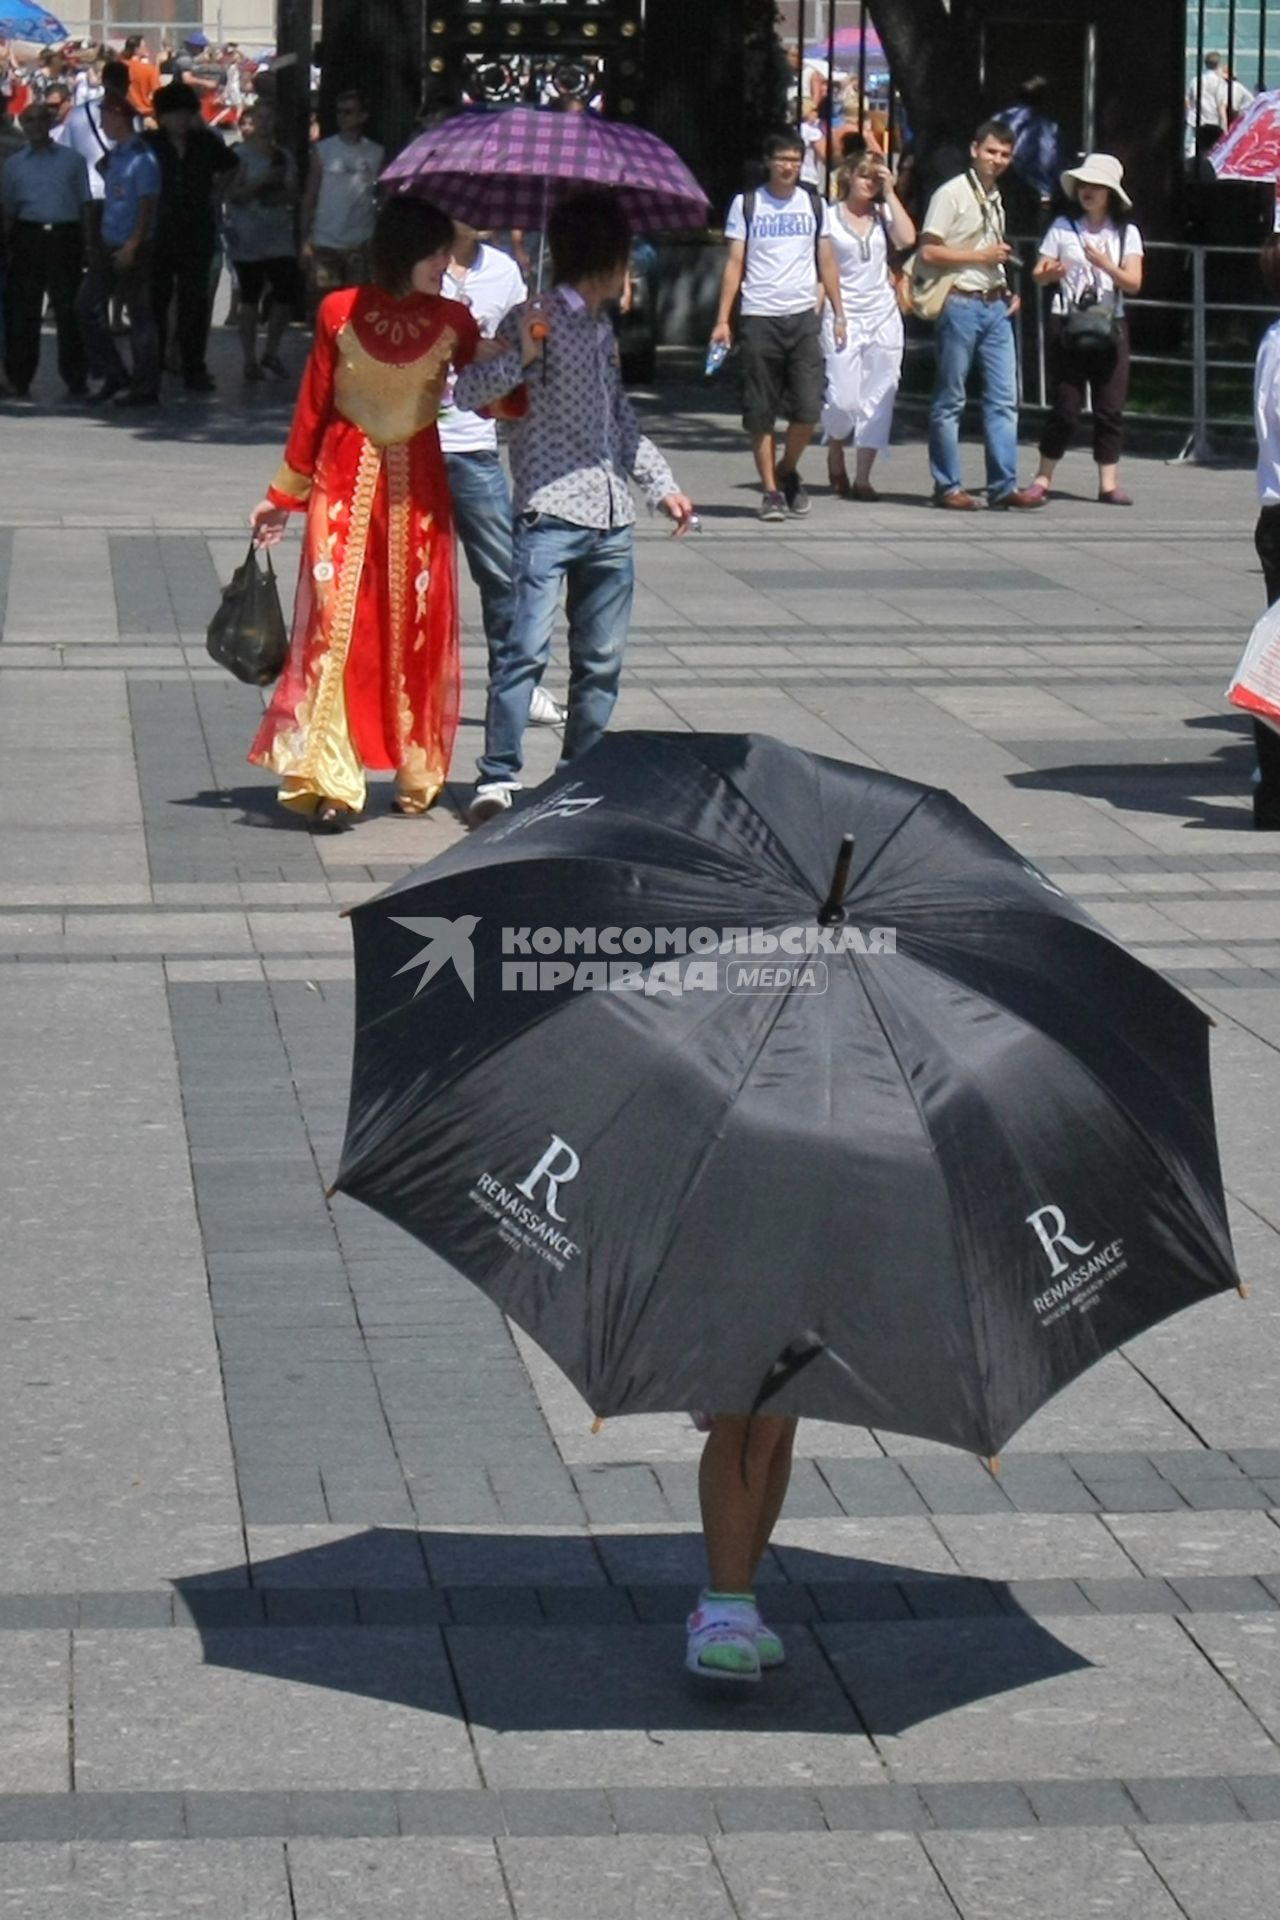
left=170, top=786, right=310, bottom=830
left=1006, top=715, right=1258, bottom=831
left=173, top=1527, right=1090, bottom=1738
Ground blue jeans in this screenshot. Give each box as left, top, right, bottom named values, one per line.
left=444, top=450, right=515, bottom=674
left=928, top=295, right=1019, bottom=500
left=478, top=515, right=635, bottom=784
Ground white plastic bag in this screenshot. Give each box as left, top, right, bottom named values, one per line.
left=1227, top=599, right=1280, bottom=736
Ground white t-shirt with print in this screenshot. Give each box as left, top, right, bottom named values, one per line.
left=725, top=185, right=821, bottom=318
left=438, top=243, right=527, bottom=454
left=1039, top=215, right=1144, bottom=316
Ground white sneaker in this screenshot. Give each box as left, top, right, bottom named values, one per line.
left=530, top=685, right=566, bottom=727
left=467, top=781, right=520, bottom=826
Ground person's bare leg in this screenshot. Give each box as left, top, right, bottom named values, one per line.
left=1031, top=452, right=1059, bottom=490
left=1097, top=460, right=1120, bottom=494
left=854, top=446, right=878, bottom=487
left=699, top=1414, right=795, bottom=1593
left=752, top=430, right=779, bottom=494
left=749, top=1419, right=796, bottom=1574
left=778, top=419, right=815, bottom=479
left=827, top=437, right=850, bottom=487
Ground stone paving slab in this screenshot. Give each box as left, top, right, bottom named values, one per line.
left=0, top=1841, right=294, bottom=1919
left=72, top=1628, right=479, bottom=1792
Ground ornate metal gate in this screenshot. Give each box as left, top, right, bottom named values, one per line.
left=423, top=0, right=644, bottom=122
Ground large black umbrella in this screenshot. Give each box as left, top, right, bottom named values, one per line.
left=334, top=733, right=1240, bottom=1457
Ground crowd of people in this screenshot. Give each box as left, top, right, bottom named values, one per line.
left=0, top=38, right=364, bottom=404
left=714, top=117, right=1144, bottom=518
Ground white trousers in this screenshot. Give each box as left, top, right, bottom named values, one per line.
left=821, top=304, right=904, bottom=451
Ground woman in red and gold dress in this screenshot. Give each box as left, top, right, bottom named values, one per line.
left=248, top=197, right=488, bottom=828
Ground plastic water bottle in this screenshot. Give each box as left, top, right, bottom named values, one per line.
left=704, top=340, right=728, bottom=376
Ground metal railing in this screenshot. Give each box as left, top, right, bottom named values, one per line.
left=1008, top=233, right=1269, bottom=462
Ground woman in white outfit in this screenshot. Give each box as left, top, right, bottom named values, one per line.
left=822, top=155, right=915, bottom=500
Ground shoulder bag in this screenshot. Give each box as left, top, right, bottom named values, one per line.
left=1059, top=221, right=1123, bottom=369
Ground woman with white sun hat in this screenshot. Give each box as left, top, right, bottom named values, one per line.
left=1028, top=153, right=1145, bottom=505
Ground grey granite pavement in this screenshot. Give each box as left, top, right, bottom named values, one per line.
left=2, top=332, right=1280, bottom=1915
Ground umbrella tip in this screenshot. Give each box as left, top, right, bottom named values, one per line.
left=817, top=832, right=856, bottom=926
left=591, top=1416, right=606, bottom=1434
left=1238, top=1283, right=1250, bottom=1299
left=983, top=1453, right=1001, bottom=1477
left=324, top=1183, right=338, bottom=1200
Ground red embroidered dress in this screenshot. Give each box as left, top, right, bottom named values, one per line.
left=249, top=286, right=480, bottom=815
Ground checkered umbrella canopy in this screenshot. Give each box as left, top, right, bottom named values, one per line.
left=380, top=107, right=710, bottom=233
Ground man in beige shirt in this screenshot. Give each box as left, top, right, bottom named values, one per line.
left=919, top=120, right=1044, bottom=510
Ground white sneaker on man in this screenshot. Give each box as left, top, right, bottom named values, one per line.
left=530, top=686, right=566, bottom=727
left=467, top=781, right=521, bottom=827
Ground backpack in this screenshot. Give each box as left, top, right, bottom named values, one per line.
left=742, top=183, right=825, bottom=279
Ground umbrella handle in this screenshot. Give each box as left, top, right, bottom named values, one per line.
left=817, top=834, right=856, bottom=925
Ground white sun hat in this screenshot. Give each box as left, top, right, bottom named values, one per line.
left=1060, top=153, right=1132, bottom=210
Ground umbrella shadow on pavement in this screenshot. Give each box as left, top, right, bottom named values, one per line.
left=1006, top=714, right=1258, bottom=830
left=173, top=1529, right=1090, bottom=1738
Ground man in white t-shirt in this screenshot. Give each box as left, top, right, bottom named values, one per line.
left=1199, top=53, right=1254, bottom=132
left=299, top=90, right=384, bottom=298
left=440, top=228, right=565, bottom=730
left=712, top=133, right=846, bottom=521
left=54, top=57, right=131, bottom=204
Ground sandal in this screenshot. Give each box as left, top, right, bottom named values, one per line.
left=685, top=1595, right=763, bottom=1683
left=314, top=800, right=351, bottom=833
left=851, top=480, right=879, bottom=503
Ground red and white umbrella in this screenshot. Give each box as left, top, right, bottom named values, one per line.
left=1208, top=90, right=1280, bottom=226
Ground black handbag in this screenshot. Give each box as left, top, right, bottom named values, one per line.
left=206, top=541, right=289, bottom=686
left=1060, top=221, right=1123, bottom=369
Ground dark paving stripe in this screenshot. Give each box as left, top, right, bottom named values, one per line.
left=128, top=677, right=316, bottom=886
left=168, top=975, right=581, bottom=1530
left=1, top=1775, right=1278, bottom=1841
left=1, top=1569, right=1277, bottom=1629
left=109, top=533, right=222, bottom=634
left=574, top=1449, right=1280, bottom=1520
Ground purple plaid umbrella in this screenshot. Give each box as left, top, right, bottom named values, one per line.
left=380, top=107, right=710, bottom=235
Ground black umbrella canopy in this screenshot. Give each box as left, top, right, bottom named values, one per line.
left=336, top=733, right=1240, bottom=1457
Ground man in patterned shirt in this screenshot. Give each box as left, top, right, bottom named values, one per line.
left=454, top=188, right=694, bottom=824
